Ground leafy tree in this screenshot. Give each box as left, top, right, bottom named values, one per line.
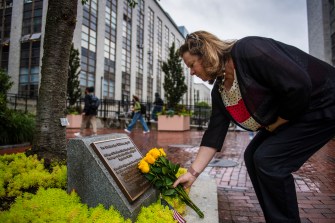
left=162, top=42, right=187, bottom=112
left=67, top=43, right=81, bottom=112
left=0, top=69, right=13, bottom=112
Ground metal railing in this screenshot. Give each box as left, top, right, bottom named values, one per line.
left=6, top=94, right=212, bottom=130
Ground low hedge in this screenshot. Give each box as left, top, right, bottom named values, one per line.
left=0, top=153, right=184, bottom=223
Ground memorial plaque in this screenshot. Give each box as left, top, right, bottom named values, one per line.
left=91, top=137, right=151, bottom=202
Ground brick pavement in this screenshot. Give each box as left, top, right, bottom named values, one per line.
left=2, top=127, right=335, bottom=223
left=70, top=128, right=335, bottom=223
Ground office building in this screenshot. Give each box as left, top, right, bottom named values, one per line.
left=307, top=0, right=335, bottom=66
left=0, top=0, right=194, bottom=104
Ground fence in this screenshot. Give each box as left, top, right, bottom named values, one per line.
left=6, top=94, right=212, bottom=130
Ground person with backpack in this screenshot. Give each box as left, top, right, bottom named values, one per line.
left=150, top=92, right=164, bottom=121
left=75, top=86, right=100, bottom=137
left=124, top=95, right=150, bottom=134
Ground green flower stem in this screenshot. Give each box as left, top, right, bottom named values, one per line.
left=148, top=157, right=204, bottom=218
left=175, top=185, right=204, bottom=218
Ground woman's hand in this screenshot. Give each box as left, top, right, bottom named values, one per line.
left=173, top=146, right=217, bottom=189
left=173, top=172, right=197, bottom=189
left=266, top=116, right=288, bottom=132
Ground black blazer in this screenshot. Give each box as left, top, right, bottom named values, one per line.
left=200, top=36, right=335, bottom=151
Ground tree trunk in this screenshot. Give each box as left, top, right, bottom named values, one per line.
left=27, top=0, right=78, bottom=162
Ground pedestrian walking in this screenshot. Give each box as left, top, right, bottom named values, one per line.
left=173, top=31, right=335, bottom=223
left=124, top=95, right=150, bottom=134
left=75, top=86, right=100, bottom=137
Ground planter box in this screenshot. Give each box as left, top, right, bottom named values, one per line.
left=66, top=114, right=82, bottom=128
left=157, top=115, right=190, bottom=131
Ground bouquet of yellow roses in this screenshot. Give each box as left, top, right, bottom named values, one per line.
left=138, top=148, right=204, bottom=218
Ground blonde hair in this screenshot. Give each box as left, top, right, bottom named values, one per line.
left=179, top=31, right=236, bottom=83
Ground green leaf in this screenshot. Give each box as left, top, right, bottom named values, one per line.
left=160, top=156, right=169, bottom=166
left=151, top=166, right=161, bottom=174
left=162, top=167, right=169, bottom=175
left=173, top=164, right=180, bottom=174
left=165, top=178, right=173, bottom=186
left=144, top=174, right=154, bottom=181
left=155, top=180, right=163, bottom=188
left=168, top=161, right=175, bottom=170
left=162, top=188, right=176, bottom=196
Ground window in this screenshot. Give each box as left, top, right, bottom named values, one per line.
left=81, top=0, right=98, bottom=88
left=19, top=0, right=43, bottom=97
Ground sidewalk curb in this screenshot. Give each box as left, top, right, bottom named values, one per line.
left=184, top=168, right=218, bottom=223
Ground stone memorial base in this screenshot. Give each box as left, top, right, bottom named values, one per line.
left=67, top=133, right=158, bottom=222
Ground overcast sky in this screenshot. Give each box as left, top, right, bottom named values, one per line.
left=158, top=0, right=309, bottom=85
left=158, top=0, right=308, bottom=51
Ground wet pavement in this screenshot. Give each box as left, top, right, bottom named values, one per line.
left=2, top=127, right=335, bottom=223
left=67, top=127, right=335, bottom=223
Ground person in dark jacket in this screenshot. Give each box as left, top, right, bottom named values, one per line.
left=173, top=31, right=335, bottom=223
left=150, top=92, right=164, bottom=121
left=75, top=86, right=99, bottom=137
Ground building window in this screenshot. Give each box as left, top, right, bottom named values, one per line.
left=331, top=33, right=335, bottom=65
left=170, top=32, right=175, bottom=46
left=135, top=0, right=144, bottom=98
left=22, top=0, right=42, bottom=35
left=121, top=0, right=132, bottom=99
left=164, top=26, right=169, bottom=61
left=19, top=0, right=42, bottom=97
left=19, top=42, right=40, bottom=97
left=0, top=0, right=12, bottom=70
left=156, top=17, right=163, bottom=96
left=103, top=0, right=117, bottom=99
left=80, top=0, right=98, bottom=89
left=147, top=7, right=154, bottom=102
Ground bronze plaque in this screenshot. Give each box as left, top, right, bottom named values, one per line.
left=91, top=137, right=151, bottom=203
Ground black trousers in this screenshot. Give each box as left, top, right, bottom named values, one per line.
left=244, top=117, right=335, bottom=223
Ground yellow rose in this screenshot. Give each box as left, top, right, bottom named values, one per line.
left=138, top=159, right=147, bottom=168
left=159, top=148, right=166, bottom=157
left=139, top=161, right=150, bottom=173
left=149, top=148, right=161, bottom=159
left=145, top=154, right=156, bottom=164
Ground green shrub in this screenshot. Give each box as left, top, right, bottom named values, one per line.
left=0, top=69, right=13, bottom=112
left=0, top=188, right=131, bottom=223
left=0, top=153, right=66, bottom=210
left=0, top=153, right=187, bottom=222
left=0, top=110, right=35, bottom=145
left=135, top=200, right=177, bottom=223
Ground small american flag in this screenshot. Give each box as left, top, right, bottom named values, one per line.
left=161, top=197, right=187, bottom=223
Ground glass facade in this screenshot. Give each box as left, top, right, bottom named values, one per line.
left=135, top=0, right=144, bottom=98
left=164, top=25, right=169, bottom=61
left=2, top=0, right=190, bottom=104
left=80, top=0, right=98, bottom=89
left=146, top=7, right=154, bottom=102
left=156, top=17, right=163, bottom=96
left=121, top=0, right=132, bottom=102
left=19, top=0, right=42, bottom=97
left=103, top=0, right=117, bottom=98
left=0, top=0, right=12, bottom=71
